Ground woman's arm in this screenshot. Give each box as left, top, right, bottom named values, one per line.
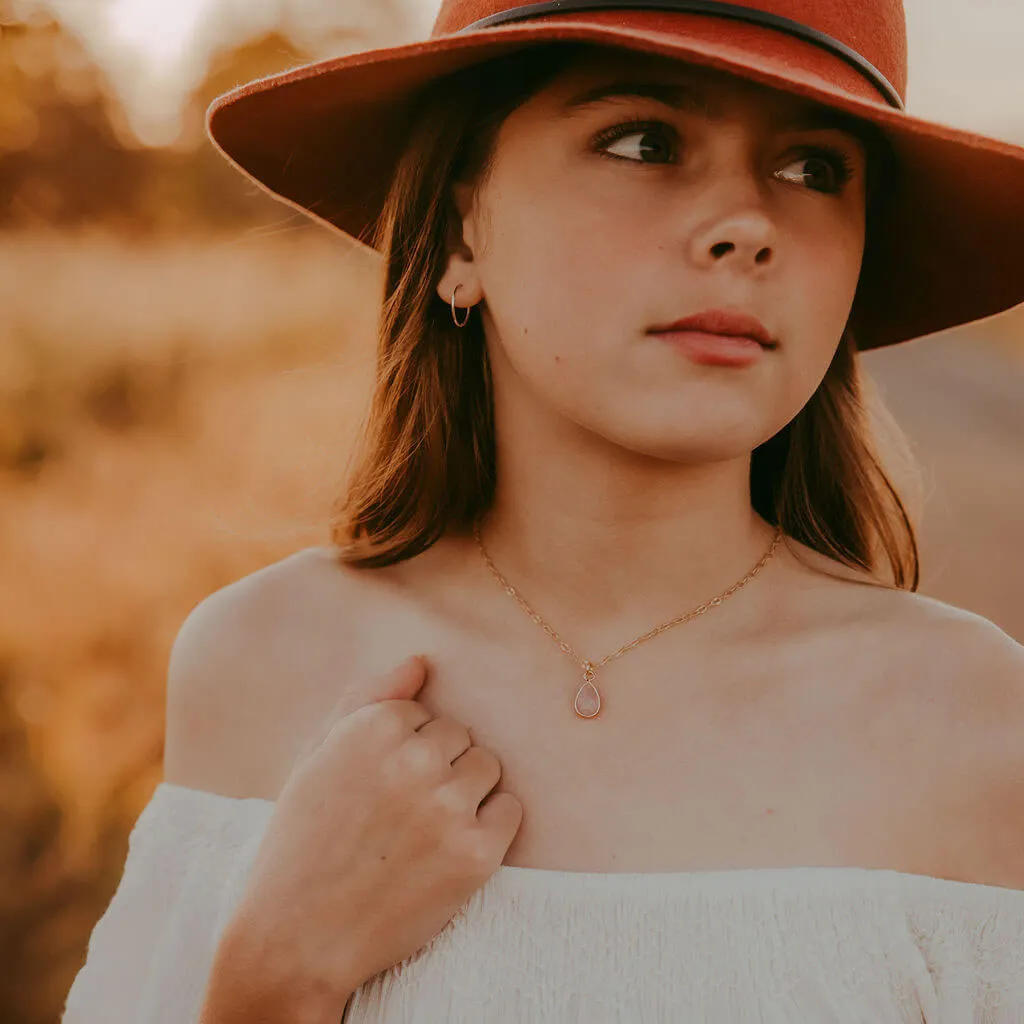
left=200, top=905, right=357, bottom=1024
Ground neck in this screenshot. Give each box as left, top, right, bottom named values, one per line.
left=471, top=439, right=780, bottom=652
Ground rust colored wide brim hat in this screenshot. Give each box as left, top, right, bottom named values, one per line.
left=206, top=0, right=1024, bottom=351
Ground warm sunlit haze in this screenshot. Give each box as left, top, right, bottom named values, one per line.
left=0, top=3, right=1022, bottom=1023
left=28, top=0, right=1024, bottom=146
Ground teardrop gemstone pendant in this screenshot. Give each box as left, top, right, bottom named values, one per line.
left=573, top=662, right=601, bottom=718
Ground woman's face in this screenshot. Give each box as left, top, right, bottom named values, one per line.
left=437, top=48, right=870, bottom=461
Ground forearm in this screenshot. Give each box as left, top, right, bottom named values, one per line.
left=199, top=909, right=355, bottom=1024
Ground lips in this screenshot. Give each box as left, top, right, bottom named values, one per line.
left=649, top=309, right=777, bottom=349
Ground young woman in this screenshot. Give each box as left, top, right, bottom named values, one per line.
left=64, top=2, right=1024, bottom=1022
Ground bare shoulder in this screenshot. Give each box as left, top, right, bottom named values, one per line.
left=895, top=597, right=1024, bottom=889
left=776, top=533, right=1021, bottom=677
left=162, top=545, right=376, bottom=801
left=789, top=535, right=1023, bottom=708
left=852, top=576, right=1022, bottom=700
left=804, top=555, right=1024, bottom=888
left=775, top=534, right=1024, bottom=883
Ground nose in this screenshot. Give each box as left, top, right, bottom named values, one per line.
left=686, top=164, right=778, bottom=272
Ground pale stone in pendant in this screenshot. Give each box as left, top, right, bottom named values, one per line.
left=574, top=680, right=601, bottom=718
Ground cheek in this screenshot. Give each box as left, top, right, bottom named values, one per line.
left=791, top=207, right=863, bottom=331
left=817, top=196, right=866, bottom=305
left=772, top=229, right=863, bottom=409
left=473, top=159, right=643, bottom=333
left=807, top=227, right=864, bottom=318
left=475, top=174, right=649, bottom=379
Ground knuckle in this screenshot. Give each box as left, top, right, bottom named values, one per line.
left=431, top=783, right=469, bottom=820
left=364, top=700, right=410, bottom=741
left=396, top=737, right=445, bottom=780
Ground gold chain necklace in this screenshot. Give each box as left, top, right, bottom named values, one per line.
left=473, top=520, right=784, bottom=719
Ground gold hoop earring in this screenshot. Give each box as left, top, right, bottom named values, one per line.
left=451, top=284, right=471, bottom=328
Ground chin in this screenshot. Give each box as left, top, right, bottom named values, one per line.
left=604, top=420, right=768, bottom=463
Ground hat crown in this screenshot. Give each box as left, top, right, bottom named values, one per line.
left=432, top=0, right=908, bottom=103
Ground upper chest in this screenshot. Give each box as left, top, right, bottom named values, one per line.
left=264, top=557, right=989, bottom=876
left=414, top=634, right=963, bottom=872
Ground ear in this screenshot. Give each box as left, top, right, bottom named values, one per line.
left=436, top=180, right=484, bottom=309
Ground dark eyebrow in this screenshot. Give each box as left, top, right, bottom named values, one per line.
left=787, top=105, right=872, bottom=151
left=559, top=80, right=723, bottom=119
left=558, top=77, right=869, bottom=153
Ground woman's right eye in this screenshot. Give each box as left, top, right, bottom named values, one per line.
left=592, top=119, right=679, bottom=165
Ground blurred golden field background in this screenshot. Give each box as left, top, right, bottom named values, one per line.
left=0, top=1, right=1021, bottom=1021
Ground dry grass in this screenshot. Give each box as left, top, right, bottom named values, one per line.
left=0, top=229, right=381, bottom=465
left=1, top=228, right=385, bottom=799
left=0, top=230, right=382, bottom=1023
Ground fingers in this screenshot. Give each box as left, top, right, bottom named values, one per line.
left=331, top=655, right=430, bottom=730
left=414, top=715, right=473, bottom=765
left=305, top=657, right=432, bottom=756
left=475, top=790, right=524, bottom=845
left=447, top=745, right=503, bottom=804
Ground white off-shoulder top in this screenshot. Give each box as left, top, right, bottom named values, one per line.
left=62, top=781, right=1024, bottom=1023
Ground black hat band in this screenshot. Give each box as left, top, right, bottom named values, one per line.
left=457, top=0, right=905, bottom=110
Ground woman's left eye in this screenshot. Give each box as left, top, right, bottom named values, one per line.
left=593, top=119, right=678, bottom=164
left=774, top=148, right=856, bottom=194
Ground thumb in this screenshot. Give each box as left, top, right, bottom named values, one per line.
left=296, top=656, right=430, bottom=767
left=334, top=654, right=429, bottom=723
left=369, top=654, right=429, bottom=704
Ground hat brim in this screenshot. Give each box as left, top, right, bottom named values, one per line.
left=206, top=10, right=1024, bottom=350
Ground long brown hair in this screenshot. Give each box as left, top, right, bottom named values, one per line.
left=329, top=43, right=920, bottom=588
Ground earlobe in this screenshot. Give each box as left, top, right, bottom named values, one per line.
left=436, top=253, right=482, bottom=310
left=437, top=185, right=483, bottom=308
left=435, top=270, right=482, bottom=311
